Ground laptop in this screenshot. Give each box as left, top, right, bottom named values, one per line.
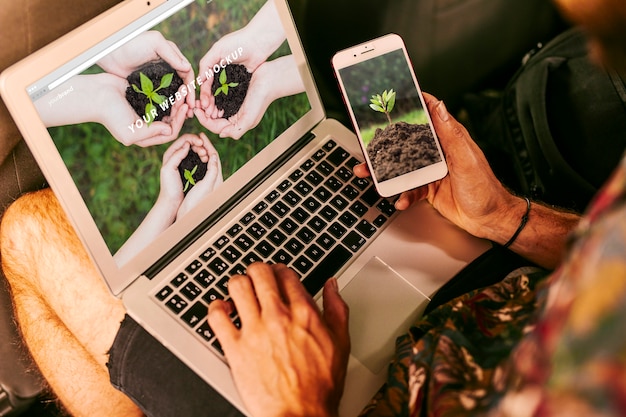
left=0, top=0, right=489, bottom=414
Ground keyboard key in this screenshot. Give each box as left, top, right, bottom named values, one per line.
left=229, top=264, right=247, bottom=276
left=356, top=220, right=377, bottom=238
left=377, top=200, right=396, bottom=216
left=171, top=272, right=188, bottom=287
left=328, top=222, right=347, bottom=239
left=246, top=222, right=267, bottom=239
left=199, top=247, right=216, bottom=262
left=300, top=159, right=315, bottom=171
left=346, top=156, right=361, bottom=169
left=302, top=197, right=322, bottom=213
left=156, top=285, right=173, bottom=301
left=361, top=187, right=380, bottom=206
left=283, top=190, right=301, bottom=206
left=255, top=240, right=275, bottom=258
left=341, top=185, right=360, bottom=201
left=327, top=147, right=350, bottom=166
left=240, top=212, right=256, bottom=226
left=374, top=214, right=388, bottom=227
left=351, top=177, right=370, bottom=191
left=166, top=294, right=188, bottom=314
left=336, top=167, right=353, bottom=181
left=322, top=139, right=337, bottom=151
left=196, top=320, right=215, bottom=342
left=253, top=201, right=268, bottom=214
left=272, top=249, right=293, bottom=265
left=296, top=226, right=315, bottom=244
left=208, top=257, right=229, bottom=275
left=291, top=207, right=310, bottom=224
left=214, top=235, right=230, bottom=250
left=181, top=282, right=202, bottom=300
left=330, top=195, right=349, bottom=211
left=181, top=301, right=208, bottom=327
left=350, top=201, right=368, bottom=217
left=242, top=252, right=262, bottom=266
left=285, top=238, right=305, bottom=256
left=267, top=229, right=287, bottom=246
left=307, top=216, right=327, bottom=232
left=293, top=256, right=314, bottom=275
left=227, top=224, right=243, bottom=237
left=271, top=201, right=290, bottom=217
left=317, top=233, right=336, bottom=250
left=234, top=234, right=254, bottom=251
left=311, top=149, right=326, bottom=161
left=343, top=231, right=367, bottom=252
left=185, top=260, right=202, bottom=275
left=202, top=288, right=224, bottom=304
left=279, top=218, right=298, bottom=235
left=295, top=180, right=313, bottom=196
left=289, top=169, right=304, bottom=182
left=217, top=277, right=230, bottom=294
left=278, top=179, right=292, bottom=192
left=339, top=212, right=357, bottom=227
left=265, top=190, right=280, bottom=203
left=316, top=160, right=334, bottom=176
left=306, top=171, right=324, bottom=186
left=259, top=212, right=279, bottom=228
left=221, top=245, right=242, bottom=263
left=302, top=245, right=351, bottom=296
left=325, top=176, right=343, bottom=192
left=319, top=206, right=338, bottom=222
left=313, top=186, right=332, bottom=202
left=304, top=244, right=324, bottom=261
left=194, top=269, right=217, bottom=288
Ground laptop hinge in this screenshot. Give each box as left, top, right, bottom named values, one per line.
left=143, top=131, right=316, bottom=279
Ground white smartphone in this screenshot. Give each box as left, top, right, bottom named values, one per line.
left=332, top=33, right=448, bottom=197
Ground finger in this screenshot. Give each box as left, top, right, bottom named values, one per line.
left=228, top=274, right=261, bottom=324
left=394, top=187, right=428, bottom=210
left=208, top=299, right=239, bottom=350
left=322, top=278, right=350, bottom=354
left=272, top=263, right=314, bottom=309
left=352, top=163, right=370, bottom=179
left=244, top=262, right=284, bottom=314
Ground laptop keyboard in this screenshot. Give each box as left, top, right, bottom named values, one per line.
left=153, top=139, right=397, bottom=356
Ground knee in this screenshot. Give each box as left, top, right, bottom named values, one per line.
left=1, top=188, right=69, bottom=279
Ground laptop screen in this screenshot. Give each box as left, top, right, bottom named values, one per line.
left=27, top=0, right=313, bottom=266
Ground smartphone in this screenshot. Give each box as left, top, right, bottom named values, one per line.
left=332, top=33, right=447, bottom=197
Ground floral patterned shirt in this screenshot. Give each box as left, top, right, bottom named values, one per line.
left=360, top=157, right=626, bottom=417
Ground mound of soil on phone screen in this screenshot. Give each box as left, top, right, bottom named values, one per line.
left=211, top=64, right=252, bottom=119
left=126, top=60, right=184, bottom=122
left=178, top=149, right=208, bottom=195
left=366, top=121, right=442, bottom=182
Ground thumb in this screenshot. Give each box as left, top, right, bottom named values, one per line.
left=322, top=278, right=350, bottom=352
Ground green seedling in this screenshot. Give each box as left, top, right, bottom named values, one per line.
left=132, top=72, right=174, bottom=125
left=214, top=68, right=239, bottom=97
left=183, top=164, right=198, bottom=192
left=369, top=89, right=396, bottom=125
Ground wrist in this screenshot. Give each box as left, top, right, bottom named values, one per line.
left=474, top=194, right=531, bottom=246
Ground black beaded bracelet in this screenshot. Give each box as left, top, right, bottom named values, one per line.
left=503, top=197, right=531, bottom=248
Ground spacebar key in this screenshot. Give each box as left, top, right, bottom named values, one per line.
left=302, top=244, right=352, bottom=296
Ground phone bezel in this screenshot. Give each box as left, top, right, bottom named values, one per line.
left=332, top=33, right=448, bottom=197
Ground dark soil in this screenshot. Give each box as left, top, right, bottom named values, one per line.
left=211, top=64, right=252, bottom=119
left=367, top=121, right=442, bottom=182
left=126, top=60, right=184, bottom=122
left=178, top=149, right=208, bottom=195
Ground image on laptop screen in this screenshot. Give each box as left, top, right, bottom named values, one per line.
left=29, top=0, right=311, bottom=265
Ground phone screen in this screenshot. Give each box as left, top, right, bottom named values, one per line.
left=334, top=37, right=446, bottom=196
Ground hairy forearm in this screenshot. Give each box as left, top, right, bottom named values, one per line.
left=484, top=196, right=580, bottom=269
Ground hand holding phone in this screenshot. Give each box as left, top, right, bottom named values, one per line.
left=332, top=34, right=447, bottom=197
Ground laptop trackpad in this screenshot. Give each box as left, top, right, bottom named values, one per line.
left=340, top=257, right=429, bottom=374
